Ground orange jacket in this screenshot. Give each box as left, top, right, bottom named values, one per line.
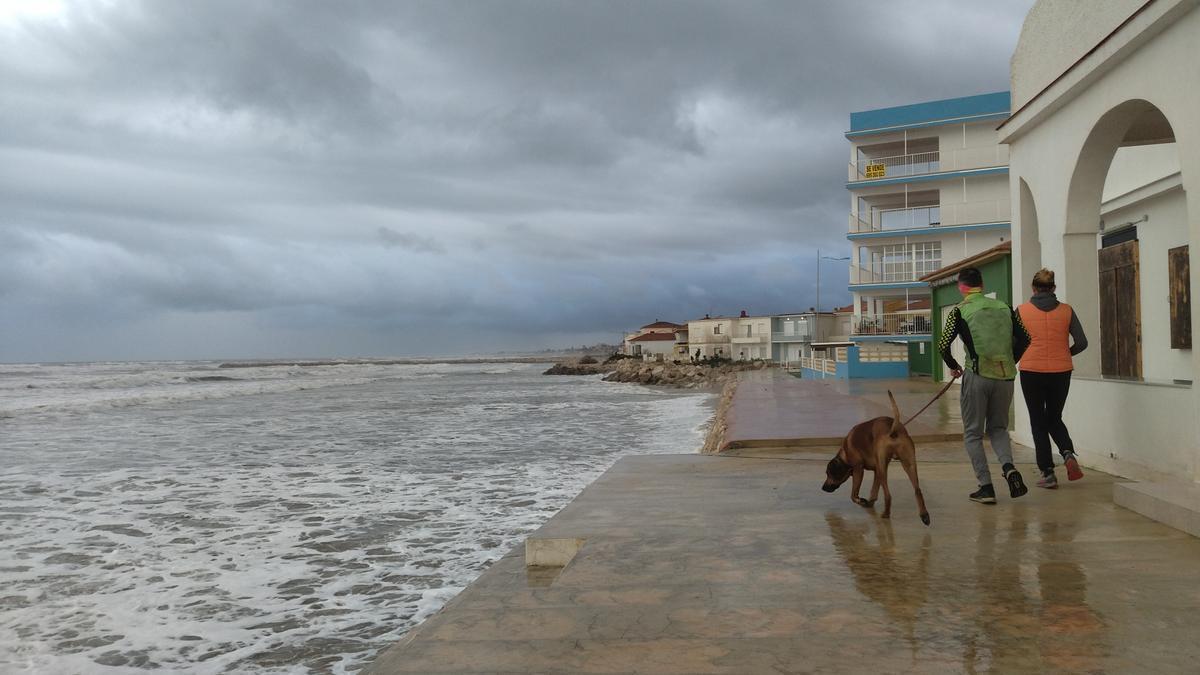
left=1017, top=302, right=1075, bottom=372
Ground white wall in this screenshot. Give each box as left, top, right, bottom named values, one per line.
left=636, top=340, right=677, bottom=361
left=1005, top=1, right=1200, bottom=482
left=1053, top=378, right=1196, bottom=480
left=940, top=173, right=1011, bottom=226
left=937, top=121, right=1009, bottom=172
left=1103, top=144, right=1182, bottom=200
left=1011, top=0, right=1149, bottom=110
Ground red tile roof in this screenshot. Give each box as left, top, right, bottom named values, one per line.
left=630, top=332, right=679, bottom=342
left=640, top=321, right=684, bottom=329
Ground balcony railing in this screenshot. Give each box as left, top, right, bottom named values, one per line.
left=850, top=265, right=935, bottom=285
left=799, top=347, right=848, bottom=376
left=850, top=151, right=939, bottom=181
left=849, top=205, right=941, bottom=233
left=852, top=312, right=933, bottom=336
left=689, top=333, right=731, bottom=344
left=771, top=331, right=811, bottom=342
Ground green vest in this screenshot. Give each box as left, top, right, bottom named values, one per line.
left=958, top=291, right=1017, bottom=380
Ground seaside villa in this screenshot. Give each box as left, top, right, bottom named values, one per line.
left=623, top=320, right=684, bottom=361
left=846, top=92, right=1013, bottom=377
left=1001, top=0, right=1199, bottom=533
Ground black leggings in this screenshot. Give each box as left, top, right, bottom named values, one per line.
left=1019, top=370, right=1075, bottom=473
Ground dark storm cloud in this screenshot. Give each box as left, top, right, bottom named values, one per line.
left=0, top=0, right=1033, bottom=361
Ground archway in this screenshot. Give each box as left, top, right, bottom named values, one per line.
left=1017, top=178, right=1043, bottom=294
left=1063, top=100, right=1187, bottom=380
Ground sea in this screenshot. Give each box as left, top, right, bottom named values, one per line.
left=0, top=360, right=714, bottom=674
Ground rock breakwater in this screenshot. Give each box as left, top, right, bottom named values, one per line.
left=600, top=358, right=769, bottom=389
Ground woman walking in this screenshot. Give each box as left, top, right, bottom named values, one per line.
left=1017, top=269, right=1088, bottom=488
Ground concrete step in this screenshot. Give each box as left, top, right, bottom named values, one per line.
left=1113, top=481, right=1200, bottom=538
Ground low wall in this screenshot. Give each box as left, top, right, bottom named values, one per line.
left=1013, top=377, right=1196, bottom=482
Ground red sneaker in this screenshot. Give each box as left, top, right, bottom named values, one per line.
left=1064, top=454, right=1084, bottom=481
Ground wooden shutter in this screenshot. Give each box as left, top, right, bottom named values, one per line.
left=1098, top=239, right=1142, bottom=379
left=1169, top=245, right=1191, bottom=349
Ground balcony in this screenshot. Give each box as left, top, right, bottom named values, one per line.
left=850, top=205, right=940, bottom=233
left=849, top=151, right=940, bottom=181
left=690, top=333, right=731, bottom=344
left=850, top=200, right=1012, bottom=234
left=731, top=335, right=769, bottom=344
left=771, top=331, right=811, bottom=343
left=852, top=312, right=933, bottom=336
left=850, top=265, right=930, bottom=285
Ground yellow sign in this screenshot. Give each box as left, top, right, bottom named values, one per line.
left=864, top=163, right=886, bottom=178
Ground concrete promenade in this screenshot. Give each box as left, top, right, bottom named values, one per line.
left=367, top=374, right=1200, bottom=674
left=722, top=370, right=962, bottom=450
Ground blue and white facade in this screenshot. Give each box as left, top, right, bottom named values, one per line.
left=845, top=92, right=1013, bottom=361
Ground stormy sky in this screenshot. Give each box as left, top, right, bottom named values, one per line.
left=0, top=0, right=1033, bottom=362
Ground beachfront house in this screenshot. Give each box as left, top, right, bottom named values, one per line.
left=1000, top=0, right=1199, bottom=528
left=626, top=332, right=677, bottom=362
left=846, top=92, right=1013, bottom=377
left=686, top=314, right=732, bottom=360
left=729, top=311, right=771, bottom=361
left=769, top=312, right=840, bottom=368
left=623, top=320, right=684, bottom=357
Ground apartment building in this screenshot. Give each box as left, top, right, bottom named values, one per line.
left=846, top=92, right=1012, bottom=374
left=687, top=311, right=771, bottom=361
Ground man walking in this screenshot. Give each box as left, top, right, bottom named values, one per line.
left=938, top=267, right=1032, bottom=504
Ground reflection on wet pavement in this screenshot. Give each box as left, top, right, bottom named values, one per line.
left=370, top=453, right=1200, bottom=674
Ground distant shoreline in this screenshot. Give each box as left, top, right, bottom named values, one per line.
left=216, top=356, right=573, bottom=369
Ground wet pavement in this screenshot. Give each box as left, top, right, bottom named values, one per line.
left=723, top=370, right=963, bottom=450
left=367, top=452, right=1200, bottom=674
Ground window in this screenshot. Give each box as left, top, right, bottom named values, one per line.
left=881, top=244, right=908, bottom=281
left=912, top=241, right=942, bottom=277
left=1169, top=245, right=1191, bottom=349
left=745, top=325, right=753, bottom=337
left=713, top=325, right=722, bottom=335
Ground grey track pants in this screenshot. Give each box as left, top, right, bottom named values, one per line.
left=960, top=370, right=1015, bottom=486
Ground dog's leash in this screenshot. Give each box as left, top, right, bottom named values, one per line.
left=902, top=374, right=959, bottom=426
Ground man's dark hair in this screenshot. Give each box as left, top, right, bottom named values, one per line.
left=957, top=267, right=983, bottom=288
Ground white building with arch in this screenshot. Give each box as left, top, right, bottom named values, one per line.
left=1002, top=0, right=1199, bottom=527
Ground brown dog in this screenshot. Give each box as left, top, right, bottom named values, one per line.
left=821, top=391, right=930, bottom=525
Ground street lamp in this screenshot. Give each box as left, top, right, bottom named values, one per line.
left=815, top=248, right=851, bottom=314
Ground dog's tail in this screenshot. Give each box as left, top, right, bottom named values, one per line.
left=888, top=390, right=902, bottom=437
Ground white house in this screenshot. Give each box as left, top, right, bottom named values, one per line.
left=686, top=315, right=733, bottom=360
left=626, top=332, right=677, bottom=362
left=729, top=312, right=772, bottom=361
left=1001, top=0, right=1199, bottom=529
left=623, top=320, right=684, bottom=356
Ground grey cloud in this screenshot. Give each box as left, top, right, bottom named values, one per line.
left=376, top=227, right=444, bottom=254
left=0, top=0, right=1034, bottom=361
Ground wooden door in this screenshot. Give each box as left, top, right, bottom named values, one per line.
left=1168, top=245, right=1191, bottom=349
left=1098, top=239, right=1142, bottom=379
